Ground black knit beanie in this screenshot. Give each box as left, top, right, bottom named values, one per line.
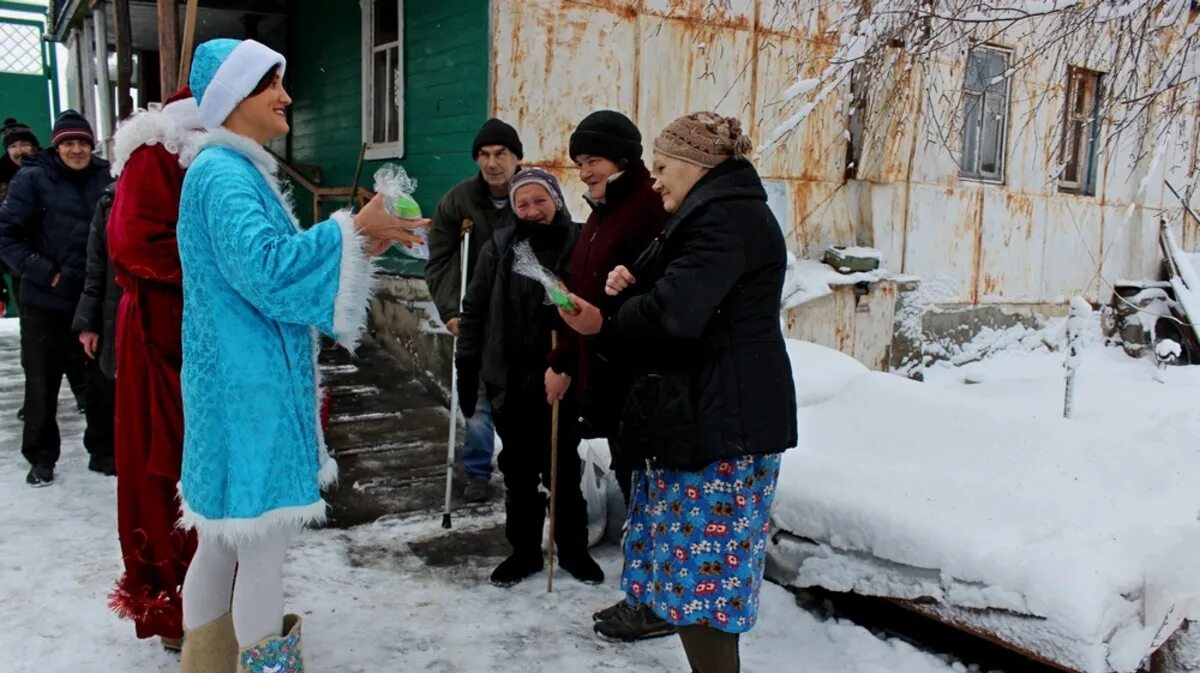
left=2, top=118, right=38, bottom=150
left=472, top=118, right=523, bottom=160
left=51, top=109, right=94, bottom=147
left=569, top=110, right=642, bottom=165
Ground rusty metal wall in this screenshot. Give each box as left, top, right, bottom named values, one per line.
left=489, top=0, right=1200, bottom=309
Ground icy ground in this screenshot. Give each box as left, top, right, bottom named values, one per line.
left=0, top=318, right=964, bottom=673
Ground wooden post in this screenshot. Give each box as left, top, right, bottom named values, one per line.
left=156, top=0, right=179, bottom=96
left=113, top=0, right=133, bottom=119
left=177, top=0, right=199, bottom=88
left=547, top=331, right=560, bottom=593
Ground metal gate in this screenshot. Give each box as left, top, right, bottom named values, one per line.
left=0, top=4, right=57, bottom=317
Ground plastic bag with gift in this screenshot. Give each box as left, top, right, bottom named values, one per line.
left=373, top=164, right=429, bottom=259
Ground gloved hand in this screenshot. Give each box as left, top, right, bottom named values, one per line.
left=457, top=369, right=478, bottom=418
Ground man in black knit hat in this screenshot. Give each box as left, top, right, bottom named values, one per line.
left=1, top=117, right=41, bottom=315
left=0, top=110, right=115, bottom=486
left=425, top=117, right=522, bottom=503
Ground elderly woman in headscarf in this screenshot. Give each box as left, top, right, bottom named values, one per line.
left=559, top=112, right=797, bottom=673
left=456, top=168, right=604, bottom=589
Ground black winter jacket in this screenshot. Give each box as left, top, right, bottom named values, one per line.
left=0, top=150, right=113, bottom=314
left=425, top=174, right=516, bottom=325
left=601, top=159, right=797, bottom=470
left=72, top=184, right=121, bottom=378
left=457, top=211, right=579, bottom=413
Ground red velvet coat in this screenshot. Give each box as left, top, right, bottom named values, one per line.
left=106, top=108, right=198, bottom=640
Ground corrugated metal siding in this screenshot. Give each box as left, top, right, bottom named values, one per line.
left=287, top=0, right=489, bottom=224
left=489, top=0, right=1199, bottom=307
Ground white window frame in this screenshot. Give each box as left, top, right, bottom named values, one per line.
left=361, top=0, right=405, bottom=160
left=959, top=45, right=1011, bottom=184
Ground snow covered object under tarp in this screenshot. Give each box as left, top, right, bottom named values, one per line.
left=768, top=341, right=1200, bottom=673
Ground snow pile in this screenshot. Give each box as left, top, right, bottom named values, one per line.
left=782, top=252, right=888, bottom=309
left=772, top=340, right=1200, bottom=673
left=1163, top=225, right=1200, bottom=323
left=786, top=338, right=868, bottom=407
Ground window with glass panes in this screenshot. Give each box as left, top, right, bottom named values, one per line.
left=1058, top=67, right=1103, bottom=195
left=362, top=0, right=403, bottom=158
left=960, top=46, right=1011, bottom=182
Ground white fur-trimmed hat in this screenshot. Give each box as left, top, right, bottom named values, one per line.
left=190, top=38, right=286, bottom=128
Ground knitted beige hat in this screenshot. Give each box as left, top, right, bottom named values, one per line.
left=652, top=112, right=753, bottom=168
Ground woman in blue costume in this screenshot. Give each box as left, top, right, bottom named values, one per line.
left=175, top=39, right=424, bottom=673
left=560, top=112, right=796, bottom=673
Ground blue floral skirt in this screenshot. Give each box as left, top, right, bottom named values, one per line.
left=620, top=453, right=782, bottom=634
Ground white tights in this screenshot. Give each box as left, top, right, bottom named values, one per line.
left=181, top=527, right=293, bottom=647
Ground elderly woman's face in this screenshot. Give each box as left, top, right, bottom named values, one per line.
left=513, top=183, right=557, bottom=224
left=651, top=152, right=708, bottom=213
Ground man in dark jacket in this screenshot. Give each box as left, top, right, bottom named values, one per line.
left=1, top=117, right=41, bottom=316
left=0, top=110, right=116, bottom=486
left=425, top=118, right=521, bottom=502
left=73, top=183, right=121, bottom=379
left=456, top=168, right=602, bottom=588
left=546, top=111, right=673, bottom=641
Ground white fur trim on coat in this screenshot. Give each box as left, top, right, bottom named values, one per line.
left=179, top=492, right=326, bottom=547
left=312, top=328, right=339, bottom=489
left=329, top=209, right=376, bottom=354
left=197, top=40, right=286, bottom=128
left=109, top=104, right=204, bottom=176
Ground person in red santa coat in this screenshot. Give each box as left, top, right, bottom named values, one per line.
left=105, top=87, right=204, bottom=651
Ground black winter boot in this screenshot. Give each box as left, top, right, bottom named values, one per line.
left=593, top=599, right=635, bottom=622
left=88, top=454, right=116, bottom=476
left=25, top=464, right=53, bottom=487
left=490, top=553, right=544, bottom=588
left=595, top=604, right=678, bottom=642
left=559, top=552, right=604, bottom=585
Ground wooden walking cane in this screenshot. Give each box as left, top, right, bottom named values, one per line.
left=547, top=330, right=560, bottom=593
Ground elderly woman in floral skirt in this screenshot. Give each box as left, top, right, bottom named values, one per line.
left=560, top=111, right=797, bottom=673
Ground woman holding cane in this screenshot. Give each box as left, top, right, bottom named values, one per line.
left=559, top=112, right=796, bottom=673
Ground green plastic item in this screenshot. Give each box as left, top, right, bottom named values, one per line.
left=392, top=193, right=422, bottom=219
left=548, top=285, right=578, bottom=313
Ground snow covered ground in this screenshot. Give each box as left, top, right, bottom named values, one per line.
left=0, top=318, right=964, bottom=673
left=772, top=320, right=1200, bottom=673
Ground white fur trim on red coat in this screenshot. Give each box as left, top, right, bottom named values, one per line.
left=110, top=104, right=204, bottom=176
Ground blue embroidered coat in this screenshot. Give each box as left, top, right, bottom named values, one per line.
left=176, top=128, right=373, bottom=543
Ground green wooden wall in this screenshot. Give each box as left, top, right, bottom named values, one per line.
left=286, top=0, right=490, bottom=276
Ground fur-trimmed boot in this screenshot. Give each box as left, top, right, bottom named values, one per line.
left=236, top=614, right=304, bottom=673
left=181, top=613, right=237, bottom=673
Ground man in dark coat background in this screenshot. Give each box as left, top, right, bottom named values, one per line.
left=0, top=110, right=116, bottom=486
left=425, top=118, right=521, bottom=503
left=1, top=117, right=41, bottom=317
left=72, top=183, right=120, bottom=379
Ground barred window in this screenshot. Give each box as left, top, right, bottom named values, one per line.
left=0, top=23, right=43, bottom=76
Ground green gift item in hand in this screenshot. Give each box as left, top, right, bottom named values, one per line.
left=548, top=285, right=578, bottom=313
left=392, top=193, right=422, bottom=219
